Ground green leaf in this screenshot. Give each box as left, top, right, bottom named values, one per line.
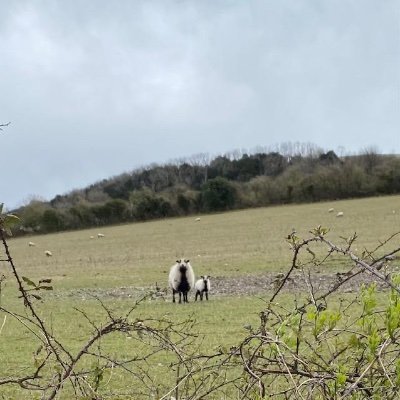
left=39, top=278, right=52, bottom=284
left=368, top=330, right=380, bottom=354
left=4, top=214, right=20, bottom=227
left=348, top=334, right=360, bottom=348
left=307, top=311, right=316, bottom=321
left=22, top=276, right=37, bottom=287
left=310, top=225, right=329, bottom=237
left=336, top=372, right=347, bottom=386
left=31, top=294, right=42, bottom=300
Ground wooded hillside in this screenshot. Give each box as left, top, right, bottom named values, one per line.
left=14, top=144, right=400, bottom=235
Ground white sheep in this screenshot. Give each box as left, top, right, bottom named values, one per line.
left=44, top=250, right=52, bottom=257
left=336, top=211, right=344, bottom=217
left=328, top=208, right=334, bottom=213
left=195, top=275, right=211, bottom=301
left=168, top=259, right=195, bottom=303
left=28, top=241, right=36, bottom=247
left=195, top=217, right=201, bottom=222
left=97, top=233, right=105, bottom=238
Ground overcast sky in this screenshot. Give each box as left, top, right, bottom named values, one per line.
left=1, top=0, right=399, bottom=210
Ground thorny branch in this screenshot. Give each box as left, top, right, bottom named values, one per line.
left=0, top=122, right=10, bottom=131
left=237, top=228, right=400, bottom=399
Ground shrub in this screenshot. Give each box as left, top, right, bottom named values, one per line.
left=200, top=177, right=237, bottom=212
left=41, top=209, right=66, bottom=232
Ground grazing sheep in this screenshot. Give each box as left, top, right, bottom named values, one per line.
left=195, top=275, right=211, bottom=301
left=90, top=235, right=94, bottom=239
left=195, top=217, right=201, bottom=222
left=168, top=259, right=195, bottom=303
left=97, top=233, right=105, bottom=238
left=44, top=250, right=52, bottom=257
left=28, top=241, right=36, bottom=247
left=328, top=208, right=334, bottom=213
left=336, top=211, right=344, bottom=217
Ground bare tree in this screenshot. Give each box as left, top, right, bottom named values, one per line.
left=359, top=146, right=381, bottom=174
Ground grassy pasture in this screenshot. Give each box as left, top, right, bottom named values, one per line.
left=1, top=195, right=400, bottom=398
left=6, top=195, right=400, bottom=289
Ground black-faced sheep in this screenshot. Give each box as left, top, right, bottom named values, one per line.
left=195, top=275, right=211, bottom=301
left=168, top=259, right=195, bottom=303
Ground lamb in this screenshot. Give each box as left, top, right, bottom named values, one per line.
left=195, top=275, right=211, bottom=301
left=168, top=259, right=195, bottom=303
left=44, top=250, right=52, bottom=257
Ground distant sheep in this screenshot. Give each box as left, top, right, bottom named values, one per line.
left=195, top=275, right=211, bottom=301
left=44, top=250, right=52, bottom=257
left=195, top=217, right=201, bottom=222
left=90, top=235, right=95, bottom=239
left=168, top=259, right=195, bottom=303
left=97, top=233, right=105, bottom=238
left=328, top=208, right=334, bottom=213
left=336, top=211, right=344, bottom=217
left=28, top=241, right=36, bottom=247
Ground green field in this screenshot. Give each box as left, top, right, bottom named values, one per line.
left=7, top=195, right=400, bottom=287
left=1, top=195, right=400, bottom=398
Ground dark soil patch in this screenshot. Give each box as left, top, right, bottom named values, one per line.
left=49, top=270, right=393, bottom=301
left=211, top=270, right=390, bottom=297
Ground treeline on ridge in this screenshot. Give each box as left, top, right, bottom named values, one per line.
left=14, top=144, right=400, bottom=235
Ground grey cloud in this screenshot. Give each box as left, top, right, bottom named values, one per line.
left=1, top=0, right=399, bottom=209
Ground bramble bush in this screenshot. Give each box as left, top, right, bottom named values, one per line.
left=235, top=227, right=400, bottom=399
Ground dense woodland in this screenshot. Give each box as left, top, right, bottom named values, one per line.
left=13, top=144, right=400, bottom=235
